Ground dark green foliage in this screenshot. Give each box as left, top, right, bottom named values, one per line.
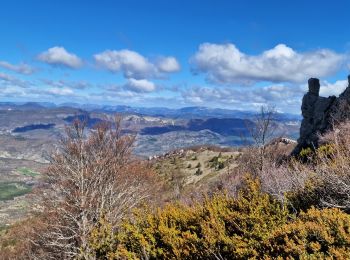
left=195, top=168, right=202, bottom=175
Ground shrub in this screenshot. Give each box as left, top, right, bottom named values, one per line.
left=263, top=207, right=350, bottom=258
left=89, top=180, right=350, bottom=259
left=256, top=121, right=350, bottom=213
left=195, top=168, right=202, bottom=175
left=90, top=178, right=291, bottom=259
left=288, top=122, right=350, bottom=212
left=209, top=155, right=226, bottom=170
left=299, top=147, right=313, bottom=160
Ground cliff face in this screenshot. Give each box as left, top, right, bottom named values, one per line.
left=293, top=76, right=350, bottom=155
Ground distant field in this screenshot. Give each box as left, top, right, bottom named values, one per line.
left=0, top=182, right=31, bottom=201
left=17, top=167, right=40, bottom=177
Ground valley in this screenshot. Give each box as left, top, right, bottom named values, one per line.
left=0, top=102, right=300, bottom=227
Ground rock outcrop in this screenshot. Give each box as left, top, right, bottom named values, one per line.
left=293, top=75, right=350, bottom=155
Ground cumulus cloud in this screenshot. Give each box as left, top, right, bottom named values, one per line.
left=124, top=78, right=156, bottom=92
left=94, top=49, right=180, bottom=79
left=191, top=43, right=344, bottom=84
left=0, top=61, right=35, bottom=75
left=38, top=46, right=83, bottom=68
left=156, top=56, right=180, bottom=72
left=320, top=80, right=348, bottom=96
left=94, top=49, right=156, bottom=79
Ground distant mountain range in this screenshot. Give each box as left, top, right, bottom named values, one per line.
left=0, top=102, right=301, bottom=121
left=0, top=101, right=301, bottom=158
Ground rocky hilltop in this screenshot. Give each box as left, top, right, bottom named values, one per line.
left=293, top=75, right=350, bottom=155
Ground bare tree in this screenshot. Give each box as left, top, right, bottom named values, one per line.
left=31, top=116, right=157, bottom=259
left=244, top=105, right=277, bottom=173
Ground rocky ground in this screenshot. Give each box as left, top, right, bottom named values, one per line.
left=150, top=146, right=242, bottom=196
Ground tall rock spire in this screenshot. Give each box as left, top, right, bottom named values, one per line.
left=292, top=76, right=350, bottom=155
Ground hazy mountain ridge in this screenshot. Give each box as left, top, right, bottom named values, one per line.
left=0, top=102, right=301, bottom=120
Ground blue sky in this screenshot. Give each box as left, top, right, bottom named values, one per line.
left=0, top=0, right=349, bottom=113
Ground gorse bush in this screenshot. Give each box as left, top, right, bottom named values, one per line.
left=89, top=178, right=350, bottom=259
left=90, top=178, right=290, bottom=259
left=299, top=147, right=313, bottom=161
left=91, top=180, right=350, bottom=259
left=263, top=207, right=350, bottom=259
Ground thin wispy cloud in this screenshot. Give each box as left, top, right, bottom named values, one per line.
left=46, top=87, right=75, bottom=96
left=41, top=79, right=92, bottom=90
left=0, top=72, right=32, bottom=88
left=0, top=61, right=35, bottom=75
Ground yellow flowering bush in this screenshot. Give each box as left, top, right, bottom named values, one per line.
left=89, top=178, right=350, bottom=259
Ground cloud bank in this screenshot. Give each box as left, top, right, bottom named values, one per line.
left=191, top=43, right=344, bottom=84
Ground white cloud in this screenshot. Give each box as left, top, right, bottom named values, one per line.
left=156, top=56, right=180, bottom=72
left=124, top=78, right=156, bottom=92
left=0, top=72, right=13, bottom=81
left=46, top=87, right=75, bottom=96
left=94, top=49, right=180, bottom=79
left=191, top=43, right=344, bottom=84
left=320, top=80, right=348, bottom=96
left=0, top=86, right=27, bottom=97
left=181, top=77, right=350, bottom=113
left=0, top=61, right=35, bottom=75
left=42, top=79, right=91, bottom=89
left=0, top=72, right=32, bottom=88
left=182, top=84, right=305, bottom=113
left=94, top=49, right=157, bottom=79
left=38, top=46, right=83, bottom=68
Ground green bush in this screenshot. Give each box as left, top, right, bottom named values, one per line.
left=263, top=207, right=350, bottom=259
left=90, top=178, right=290, bottom=259
left=89, top=178, right=350, bottom=259
left=299, top=147, right=313, bottom=160
left=195, top=168, right=202, bottom=175
left=209, top=155, right=226, bottom=170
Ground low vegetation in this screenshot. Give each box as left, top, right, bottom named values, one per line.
left=17, top=167, right=39, bottom=177
left=89, top=179, right=350, bottom=259
left=0, top=182, right=31, bottom=201
left=1, top=117, right=350, bottom=259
